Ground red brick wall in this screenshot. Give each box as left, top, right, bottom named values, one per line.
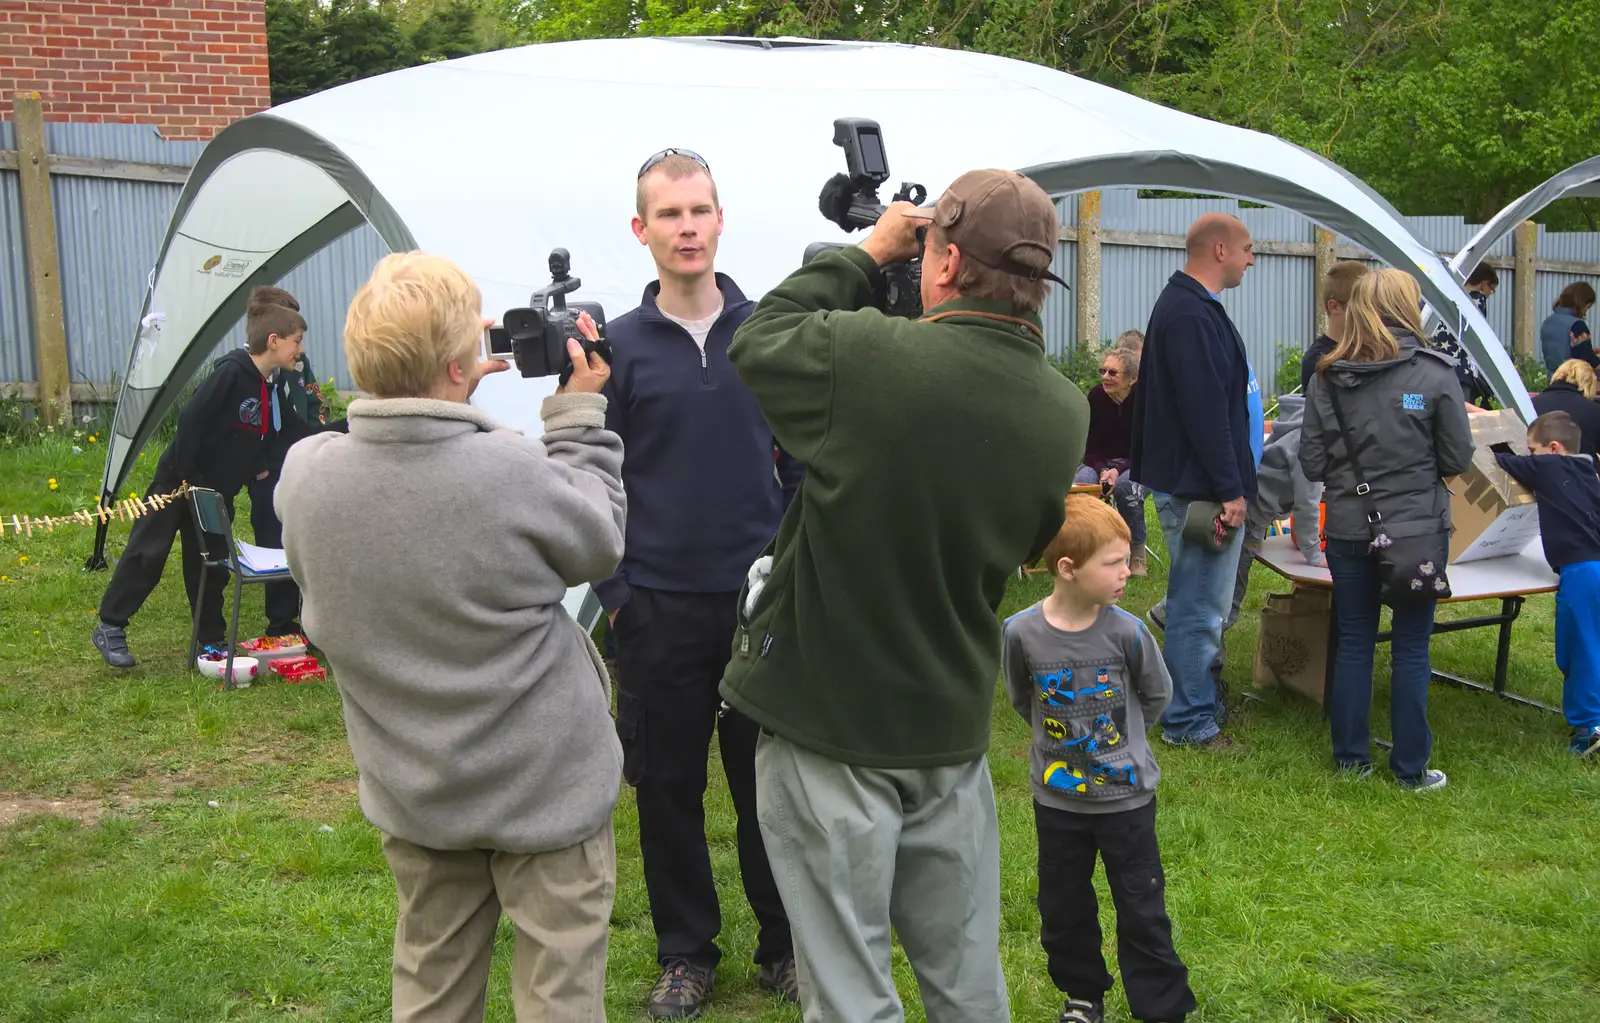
left=0, top=0, right=271, bottom=141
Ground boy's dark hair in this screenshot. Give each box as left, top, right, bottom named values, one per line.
left=1464, top=264, right=1499, bottom=288
left=1529, top=411, right=1582, bottom=453
left=248, top=285, right=300, bottom=313
left=247, top=303, right=306, bottom=355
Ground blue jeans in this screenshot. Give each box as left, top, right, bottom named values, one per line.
left=1324, top=539, right=1437, bottom=782
left=1153, top=494, right=1244, bottom=743
left=1075, top=466, right=1147, bottom=547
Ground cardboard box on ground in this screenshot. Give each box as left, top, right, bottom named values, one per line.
left=1445, top=409, right=1540, bottom=564
left=1252, top=586, right=1330, bottom=705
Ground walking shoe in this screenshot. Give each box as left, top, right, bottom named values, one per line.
left=648, top=960, right=715, bottom=1019
left=1147, top=601, right=1166, bottom=632
left=1399, top=769, right=1448, bottom=792
left=265, top=620, right=304, bottom=638
left=1130, top=549, right=1148, bottom=577
left=92, top=623, right=136, bottom=668
left=1161, top=730, right=1242, bottom=752
left=758, top=950, right=799, bottom=1003
left=1058, top=999, right=1104, bottom=1023
left=1569, top=727, right=1600, bottom=757
left=1335, top=761, right=1375, bottom=778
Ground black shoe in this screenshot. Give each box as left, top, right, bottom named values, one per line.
left=92, top=623, right=136, bottom=668
left=758, top=951, right=799, bottom=1003
left=265, top=621, right=304, bottom=638
left=1059, top=999, right=1104, bottom=1023
left=648, top=960, right=715, bottom=1019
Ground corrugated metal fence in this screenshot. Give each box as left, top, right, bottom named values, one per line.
left=4, top=122, right=1600, bottom=397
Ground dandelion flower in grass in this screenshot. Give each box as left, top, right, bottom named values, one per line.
left=18, top=556, right=28, bottom=564
left=0, top=576, right=8, bottom=583
left=48, top=478, right=58, bottom=490
left=81, top=414, right=92, bottom=425
left=87, top=434, right=96, bottom=443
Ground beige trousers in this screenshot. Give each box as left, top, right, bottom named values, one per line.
left=382, top=823, right=615, bottom=1023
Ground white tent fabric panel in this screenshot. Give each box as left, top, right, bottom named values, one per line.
left=98, top=36, right=1536, bottom=617
left=178, top=151, right=348, bottom=257
left=127, top=153, right=348, bottom=392
left=259, top=37, right=1526, bottom=426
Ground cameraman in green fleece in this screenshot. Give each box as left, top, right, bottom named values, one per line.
left=720, top=169, right=1088, bottom=1022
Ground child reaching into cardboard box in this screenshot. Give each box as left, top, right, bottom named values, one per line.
left=1494, top=410, right=1600, bottom=756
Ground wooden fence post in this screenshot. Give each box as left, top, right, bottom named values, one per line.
left=1313, top=226, right=1336, bottom=338
left=1513, top=220, right=1538, bottom=362
left=13, top=94, right=72, bottom=427
left=1075, top=190, right=1102, bottom=350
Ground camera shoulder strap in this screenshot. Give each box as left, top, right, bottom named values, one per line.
left=918, top=309, right=1044, bottom=342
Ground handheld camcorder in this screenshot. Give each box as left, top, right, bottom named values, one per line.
left=808, top=118, right=928, bottom=318
left=488, top=248, right=612, bottom=386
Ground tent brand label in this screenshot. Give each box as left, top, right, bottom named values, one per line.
left=199, top=255, right=252, bottom=278
left=212, top=257, right=253, bottom=279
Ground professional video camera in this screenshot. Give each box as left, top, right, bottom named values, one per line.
left=487, top=248, right=611, bottom=386
left=808, top=118, right=928, bottom=318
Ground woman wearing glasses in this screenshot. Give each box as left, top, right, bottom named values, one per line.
left=1074, top=347, right=1148, bottom=574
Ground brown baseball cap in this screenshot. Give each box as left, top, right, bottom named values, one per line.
left=906, top=169, right=1067, bottom=287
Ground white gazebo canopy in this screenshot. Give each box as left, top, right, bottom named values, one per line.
left=102, top=36, right=1528, bottom=619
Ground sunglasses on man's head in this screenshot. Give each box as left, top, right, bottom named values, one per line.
left=637, top=148, right=711, bottom=179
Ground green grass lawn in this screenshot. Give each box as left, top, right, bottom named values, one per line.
left=2, top=429, right=1599, bottom=1022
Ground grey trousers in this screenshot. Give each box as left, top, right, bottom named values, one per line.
left=754, top=732, right=1010, bottom=1023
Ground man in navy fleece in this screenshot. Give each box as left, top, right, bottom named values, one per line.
left=1131, top=213, right=1258, bottom=750
left=597, top=149, right=801, bottom=1018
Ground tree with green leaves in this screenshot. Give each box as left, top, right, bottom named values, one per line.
left=272, top=0, right=1600, bottom=227
left=265, top=0, right=498, bottom=106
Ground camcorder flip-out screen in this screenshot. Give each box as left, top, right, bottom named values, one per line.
left=484, top=325, right=514, bottom=359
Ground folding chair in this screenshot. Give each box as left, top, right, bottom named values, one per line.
left=186, top=487, right=296, bottom=690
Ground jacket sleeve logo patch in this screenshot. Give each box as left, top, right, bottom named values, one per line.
left=1401, top=393, right=1426, bottom=411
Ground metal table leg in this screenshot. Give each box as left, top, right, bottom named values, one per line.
left=1429, top=596, right=1559, bottom=713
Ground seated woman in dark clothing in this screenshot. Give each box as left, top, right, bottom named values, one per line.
left=1074, top=347, right=1148, bottom=574
left=1534, top=359, right=1600, bottom=456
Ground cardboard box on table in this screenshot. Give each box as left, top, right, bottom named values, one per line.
left=1446, top=409, right=1540, bottom=564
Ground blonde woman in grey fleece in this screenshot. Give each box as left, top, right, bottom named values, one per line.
left=276, top=252, right=626, bottom=1023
